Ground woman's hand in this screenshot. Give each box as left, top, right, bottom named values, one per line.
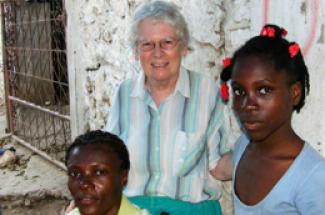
left=210, top=152, right=232, bottom=181
left=64, top=200, right=75, bottom=215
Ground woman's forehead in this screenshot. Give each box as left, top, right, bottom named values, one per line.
left=68, top=144, right=117, bottom=164
left=232, top=56, right=290, bottom=82
left=138, top=18, right=177, bottom=38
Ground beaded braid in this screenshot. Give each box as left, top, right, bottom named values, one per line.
left=220, top=58, right=231, bottom=101
left=219, top=24, right=310, bottom=112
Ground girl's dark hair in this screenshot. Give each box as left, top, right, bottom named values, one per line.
left=220, top=24, right=310, bottom=112
left=65, top=130, right=130, bottom=171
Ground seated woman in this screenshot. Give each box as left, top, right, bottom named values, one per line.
left=65, top=130, right=150, bottom=215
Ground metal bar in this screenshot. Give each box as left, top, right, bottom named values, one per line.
left=1, top=2, right=13, bottom=133
left=5, top=46, right=66, bottom=52
left=12, top=134, right=67, bottom=171
left=42, top=105, right=49, bottom=153
left=8, top=67, right=69, bottom=86
left=9, top=96, right=70, bottom=120
left=62, top=117, right=68, bottom=146
left=35, top=105, right=41, bottom=148
left=0, top=133, right=12, bottom=141
left=7, top=18, right=62, bottom=26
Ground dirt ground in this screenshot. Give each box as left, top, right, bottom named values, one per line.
left=0, top=137, right=70, bottom=215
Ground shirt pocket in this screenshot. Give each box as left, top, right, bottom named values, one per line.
left=172, top=130, right=207, bottom=177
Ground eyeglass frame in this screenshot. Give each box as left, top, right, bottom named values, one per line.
left=137, top=37, right=181, bottom=52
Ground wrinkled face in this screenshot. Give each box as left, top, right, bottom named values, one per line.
left=67, top=144, right=128, bottom=215
left=136, top=18, right=187, bottom=86
left=231, top=56, right=301, bottom=142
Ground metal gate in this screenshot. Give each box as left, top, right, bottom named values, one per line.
left=1, top=0, right=70, bottom=169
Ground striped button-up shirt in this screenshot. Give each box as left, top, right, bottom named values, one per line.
left=106, top=67, right=229, bottom=202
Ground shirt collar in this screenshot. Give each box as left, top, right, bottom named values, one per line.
left=71, top=195, right=141, bottom=215
left=130, top=71, right=146, bottom=98
left=118, top=195, right=140, bottom=215
left=131, top=66, right=190, bottom=99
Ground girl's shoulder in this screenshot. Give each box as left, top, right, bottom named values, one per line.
left=233, top=135, right=249, bottom=154
left=232, top=134, right=250, bottom=167
left=299, top=143, right=325, bottom=166
left=294, top=143, right=325, bottom=183
left=293, top=143, right=325, bottom=213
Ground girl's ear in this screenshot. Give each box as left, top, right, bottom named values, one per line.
left=291, top=82, right=302, bottom=106
left=121, top=170, right=129, bottom=187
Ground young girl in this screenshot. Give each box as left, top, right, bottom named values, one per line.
left=220, top=24, right=325, bottom=214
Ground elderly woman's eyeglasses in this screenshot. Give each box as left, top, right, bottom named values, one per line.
left=138, top=38, right=180, bottom=52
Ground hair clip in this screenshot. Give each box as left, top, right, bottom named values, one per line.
left=222, top=57, right=231, bottom=68
left=260, top=26, right=275, bottom=37
left=289, top=43, right=300, bottom=58
left=281, top=28, right=287, bottom=37
left=220, top=82, right=229, bottom=102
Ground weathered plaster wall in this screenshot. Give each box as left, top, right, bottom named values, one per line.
left=0, top=9, right=7, bottom=136
left=0, top=9, right=5, bottom=112
left=66, top=0, right=325, bottom=154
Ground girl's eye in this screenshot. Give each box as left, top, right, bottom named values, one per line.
left=68, top=170, right=80, bottom=178
left=259, top=86, right=272, bottom=95
left=95, top=169, right=108, bottom=176
left=233, top=88, right=245, bottom=96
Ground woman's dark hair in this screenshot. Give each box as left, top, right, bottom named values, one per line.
left=66, top=130, right=130, bottom=171
left=220, top=24, right=310, bottom=112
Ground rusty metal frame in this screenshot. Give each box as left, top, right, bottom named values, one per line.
left=1, top=0, right=70, bottom=170
left=1, top=1, right=14, bottom=134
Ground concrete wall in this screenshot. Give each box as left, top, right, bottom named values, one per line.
left=66, top=0, right=325, bottom=155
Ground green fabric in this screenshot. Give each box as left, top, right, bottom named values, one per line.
left=128, top=195, right=222, bottom=215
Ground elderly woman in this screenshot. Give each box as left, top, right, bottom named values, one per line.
left=106, top=1, right=232, bottom=214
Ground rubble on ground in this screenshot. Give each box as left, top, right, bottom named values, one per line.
left=0, top=137, right=70, bottom=215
